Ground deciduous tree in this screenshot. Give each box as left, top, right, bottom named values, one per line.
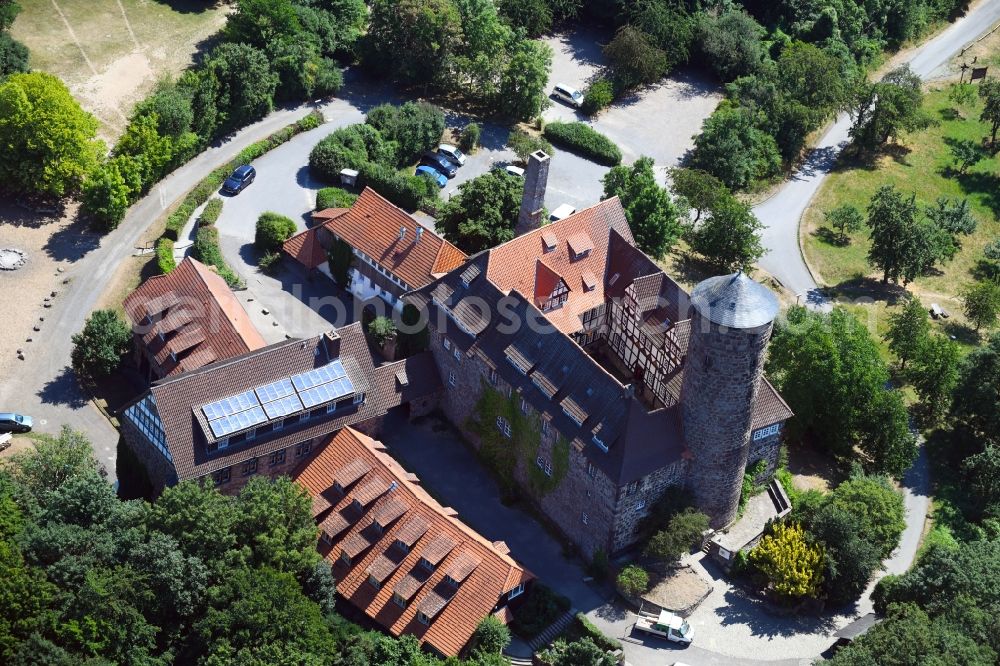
left=70, top=309, right=132, bottom=379
left=603, top=25, right=668, bottom=90
left=497, top=38, right=553, bottom=121
left=850, top=65, right=929, bottom=151
left=979, top=78, right=1000, bottom=146
left=668, top=168, right=724, bottom=222
left=884, top=295, right=930, bottom=370
left=437, top=171, right=523, bottom=253
left=961, top=280, right=1000, bottom=332
left=686, top=193, right=764, bottom=271
left=907, top=334, right=961, bottom=425
left=602, top=156, right=682, bottom=258
left=690, top=106, right=782, bottom=190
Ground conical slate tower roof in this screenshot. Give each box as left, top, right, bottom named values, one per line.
left=690, top=272, right=779, bottom=329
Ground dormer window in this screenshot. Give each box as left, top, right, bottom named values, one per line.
left=394, top=539, right=410, bottom=554
left=419, top=557, right=435, bottom=572
left=416, top=611, right=431, bottom=625
left=393, top=592, right=407, bottom=608
left=339, top=551, right=351, bottom=566
left=353, top=392, right=364, bottom=405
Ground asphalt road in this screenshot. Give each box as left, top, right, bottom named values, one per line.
left=754, top=0, right=1000, bottom=302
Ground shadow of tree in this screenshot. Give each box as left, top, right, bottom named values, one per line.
left=939, top=107, right=961, bottom=121
left=812, top=226, right=849, bottom=247
left=42, top=209, right=101, bottom=262
left=955, top=170, right=1000, bottom=219
left=714, top=588, right=837, bottom=639
left=828, top=276, right=908, bottom=305
left=37, top=366, right=89, bottom=409
left=942, top=320, right=980, bottom=345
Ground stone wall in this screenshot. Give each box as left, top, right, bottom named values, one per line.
left=120, top=418, right=177, bottom=496
left=611, top=459, right=688, bottom=553
left=748, top=428, right=783, bottom=481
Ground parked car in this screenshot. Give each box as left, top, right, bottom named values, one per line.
left=549, top=203, right=576, bottom=221
left=222, top=165, right=256, bottom=194
left=552, top=83, right=583, bottom=108
left=415, top=165, right=447, bottom=188
left=0, top=413, right=32, bottom=433
left=634, top=610, right=694, bottom=645
left=438, top=144, right=466, bottom=166
left=504, top=165, right=525, bottom=178
left=420, top=151, right=457, bottom=178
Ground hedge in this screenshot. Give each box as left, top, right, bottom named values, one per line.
left=543, top=121, right=622, bottom=166
left=255, top=212, right=297, bottom=253
left=359, top=161, right=436, bottom=212
left=316, top=186, right=358, bottom=210
left=573, top=613, right=622, bottom=652
left=199, top=198, right=223, bottom=226
left=192, top=225, right=242, bottom=288
left=582, top=79, right=615, bottom=116
left=156, top=237, right=176, bottom=274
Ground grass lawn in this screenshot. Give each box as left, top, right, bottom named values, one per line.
left=10, top=0, right=228, bottom=140
left=802, top=86, right=1000, bottom=336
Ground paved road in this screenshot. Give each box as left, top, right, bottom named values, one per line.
left=754, top=0, right=1000, bottom=303
left=0, top=104, right=323, bottom=481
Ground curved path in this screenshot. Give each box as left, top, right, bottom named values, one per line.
left=754, top=0, right=1000, bottom=305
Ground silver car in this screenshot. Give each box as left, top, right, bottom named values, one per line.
left=552, top=83, right=583, bottom=108
left=438, top=144, right=466, bottom=166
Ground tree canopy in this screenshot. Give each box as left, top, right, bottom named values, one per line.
left=436, top=171, right=523, bottom=253
left=70, top=309, right=132, bottom=379
left=686, top=191, right=765, bottom=272
left=602, top=156, right=682, bottom=259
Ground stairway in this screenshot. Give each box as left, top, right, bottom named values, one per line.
left=506, top=656, right=532, bottom=666
left=528, top=609, right=578, bottom=651
left=768, top=477, right=791, bottom=516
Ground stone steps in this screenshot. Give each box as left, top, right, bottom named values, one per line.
left=528, top=609, right=577, bottom=651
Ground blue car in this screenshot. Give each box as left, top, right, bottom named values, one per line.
left=222, top=165, right=256, bottom=195
left=415, top=165, right=447, bottom=188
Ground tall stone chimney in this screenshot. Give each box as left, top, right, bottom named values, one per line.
left=516, top=150, right=550, bottom=236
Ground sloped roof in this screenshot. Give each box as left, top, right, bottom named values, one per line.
left=282, top=227, right=328, bottom=271
left=485, top=197, right=633, bottom=335
left=322, top=188, right=467, bottom=289
left=294, top=428, right=532, bottom=657
left=143, top=324, right=441, bottom=481
left=690, top=272, right=779, bottom=329
left=123, top=257, right=266, bottom=376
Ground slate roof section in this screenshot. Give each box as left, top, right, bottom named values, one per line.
left=144, top=324, right=441, bottom=481
left=123, top=257, right=266, bottom=377
left=321, top=187, right=467, bottom=289
left=690, top=272, right=779, bottom=329
left=294, top=428, right=532, bottom=657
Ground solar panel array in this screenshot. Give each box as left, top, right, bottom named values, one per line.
left=201, top=360, right=356, bottom=440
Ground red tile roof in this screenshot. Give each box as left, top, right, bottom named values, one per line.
left=294, top=428, right=532, bottom=657
left=485, top=197, right=633, bottom=335
left=282, top=227, right=328, bottom=271
left=123, top=257, right=266, bottom=377
left=321, top=188, right=467, bottom=289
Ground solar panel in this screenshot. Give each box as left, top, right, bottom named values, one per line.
left=255, top=378, right=295, bottom=403
left=299, top=376, right=355, bottom=408
left=291, top=359, right=348, bottom=391
left=262, top=393, right=304, bottom=419
left=208, top=406, right=267, bottom=438
left=202, top=390, right=259, bottom=421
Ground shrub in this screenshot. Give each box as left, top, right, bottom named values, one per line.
left=615, top=565, right=649, bottom=598
left=459, top=123, right=481, bottom=153
left=365, top=101, right=445, bottom=163
left=193, top=225, right=242, bottom=288
left=543, top=121, right=622, bottom=166
left=360, top=162, right=436, bottom=212
left=316, top=186, right=358, bottom=210
left=309, top=124, right=392, bottom=182
left=582, top=79, right=615, bottom=116
left=572, top=613, right=622, bottom=652
left=471, top=615, right=510, bottom=654
left=81, top=162, right=130, bottom=231
left=509, top=584, right=571, bottom=638
left=368, top=316, right=396, bottom=346
left=199, top=198, right=223, bottom=226
left=156, top=237, right=176, bottom=274
left=255, top=212, right=298, bottom=253
left=507, top=128, right=553, bottom=163
left=70, top=309, right=132, bottom=379
left=258, top=250, right=283, bottom=274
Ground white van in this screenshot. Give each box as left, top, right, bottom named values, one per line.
left=552, top=83, right=583, bottom=108
left=550, top=204, right=576, bottom=221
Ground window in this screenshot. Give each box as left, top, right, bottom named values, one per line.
left=269, top=450, right=286, bottom=467
left=353, top=392, right=364, bottom=405
left=419, top=557, right=435, bottom=572
left=582, top=512, right=589, bottom=525
left=448, top=371, right=457, bottom=387
left=443, top=337, right=452, bottom=351
left=368, top=575, right=381, bottom=590
left=752, top=423, right=781, bottom=441
left=299, top=412, right=311, bottom=423
left=416, top=611, right=431, bottom=626
left=393, top=592, right=406, bottom=608
left=453, top=347, right=461, bottom=362
left=339, top=550, right=351, bottom=566
left=507, top=583, right=524, bottom=600
left=520, top=398, right=530, bottom=415
left=541, top=419, right=550, bottom=436
left=586, top=462, right=596, bottom=478
left=636, top=500, right=646, bottom=511
left=496, top=416, right=512, bottom=438
left=488, top=367, right=498, bottom=385
left=241, top=459, right=258, bottom=476
left=444, top=575, right=458, bottom=587
left=212, top=468, right=230, bottom=485
left=320, top=531, right=332, bottom=545
left=273, top=419, right=284, bottom=432
left=295, top=441, right=312, bottom=457
left=394, top=539, right=410, bottom=554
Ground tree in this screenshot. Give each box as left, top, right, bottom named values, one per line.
left=625, top=0, right=694, bottom=71
left=498, top=0, right=552, bottom=38
left=0, top=72, right=104, bottom=197
left=255, top=212, right=298, bottom=253
left=963, top=446, right=1000, bottom=519
left=615, top=565, right=649, bottom=598
left=979, top=78, right=1000, bottom=146
left=471, top=615, right=510, bottom=654
left=507, top=129, right=552, bottom=163
left=70, top=309, right=132, bottom=379
left=767, top=306, right=917, bottom=476
left=687, top=193, right=764, bottom=271
left=645, top=507, right=709, bottom=565
left=690, top=106, right=782, bottom=190
left=925, top=196, right=977, bottom=238
left=749, top=522, right=824, bottom=599
left=368, top=316, right=397, bottom=346
left=8, top=426, right=104, bottom=498
left=326, top=237, right=353, bottom=288
left=225, top=0, right=301, bottom=49
left=204, top=43, right=278, bottom=133
left=884, top=295, right=930, bottom=370
left=603, top=25, right=668, bottom=90
left=366, top=101, right=445, bottom=163
left=538, top=638, right=616, bottom=666
left=850, top=65, right=929, bottom=151
left=962, top=280, right=1000, bottom=332
left=81, top=162, right=131, bottom=230
left=777, top=41, right=850, bottom=117
left=807, top=502, right=883, bottom=605
left=668, top=168, right=724, bottom=222
left=365, top=0, right=462, bottom=87
left=695, top=9, right=767, bottom=82
left=950, top=139, right=984, bottom=175
left=0, top=32, right=29, bottom=77
left=824, top=204, right=864, bottom=244
left=0, top=0, right=21, bottom=31
left=951, top=334, right=1000, bottom=454
left=907, top=334, right=961, bottom=425
left=602, top=156, right=682, bottom=258
left=437, top=171, right=523, bottom=253
left=866, top=185, right=953, bottom=285
left=497, top=38, right=553, bottom=121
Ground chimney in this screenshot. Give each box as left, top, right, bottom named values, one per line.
left=399, top=226, right=406, bottom=241
left=414, top=227, right=423, bottom=244
left=516, top=150, right=550, bottom=236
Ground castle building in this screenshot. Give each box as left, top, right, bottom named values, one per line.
left=405, top=197, right=791, bottom=556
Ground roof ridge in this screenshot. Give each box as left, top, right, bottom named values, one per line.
left=487, top=196, right=625, bottom=252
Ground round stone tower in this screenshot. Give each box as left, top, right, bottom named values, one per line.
left=680, top=272, right=780, bottom=528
